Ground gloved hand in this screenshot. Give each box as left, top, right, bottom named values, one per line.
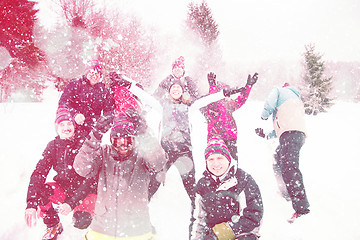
left=92, top=115, right=114, bottom=140
left=246, top=72, right=258, bottom=86
left=208, top=72, right=217, bottom=86
left=125, top=107, right=147, bottom=135
left=109, top=72, right=132, bottom=88
left=255, top=128, right=266, bottom=138
left=212, top=222, right=235, bottom=240
left=223, top=86, right=246, bottom=98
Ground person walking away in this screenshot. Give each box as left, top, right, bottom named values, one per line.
left=255, top=83, right=310, bottom=223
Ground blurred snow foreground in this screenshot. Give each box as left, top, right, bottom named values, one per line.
left=0, top=97, right=360, bottom=240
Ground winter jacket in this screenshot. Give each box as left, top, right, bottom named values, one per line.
left=153, top=74, right=200, bottom=101
left=73, top=132, right=166, bottom=238
left=202, top=82, right=252, bottom=142
left=26, top=136, right=97, bottom=210
left=110, top=84, right=141, bottom=117
left=191, top=166, right=263, bottom=240
left=59, top=75, right=114, bottom=132
left=128, top=85, right=227, bottom=154
left=261, top=86, right=307, bottom=138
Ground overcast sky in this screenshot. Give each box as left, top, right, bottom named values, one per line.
left=36, top=0, right=360, bottom=64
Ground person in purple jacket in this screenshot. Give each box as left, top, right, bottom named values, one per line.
left=200, top=72, right=258, bottom=162
left=58, top=59, right=114, bottom=141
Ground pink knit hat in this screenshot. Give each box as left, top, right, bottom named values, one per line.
left=55, top=106, right=74, bottom=125
left=204, top=136, right=231, bottom=162
left=172, top=56, right=185, bottom=69
left=85, top=59, right=102, bottom=75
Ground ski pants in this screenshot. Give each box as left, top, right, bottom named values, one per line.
left=39, top=182, right=97, bottom=228
left=274, top=131, right=310, bottom=213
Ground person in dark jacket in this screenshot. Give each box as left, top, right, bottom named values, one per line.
left=58, top=59, right=114, bottom=140
left=153, top=56, right=200, bottom=104
left=24, top=106, right=97, bottom=240
left=191, top=137, right=263, bottom=240
left=255, top=83, right=309, bottom=223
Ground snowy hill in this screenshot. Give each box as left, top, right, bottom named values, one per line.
left=0, top=98, right=359, bottom=240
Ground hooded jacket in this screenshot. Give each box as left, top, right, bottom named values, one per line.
left=261, top=86, right=307, bottom=138
left=202, top=82, right=252, bottom=142
left=26, top=136, right=97, bottom=210
left=191, top=165, right=263, bottom=239
left=73, top=132, right=166, bottom=237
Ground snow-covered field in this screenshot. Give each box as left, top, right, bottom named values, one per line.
left=0, top=91, right=359, bottom=239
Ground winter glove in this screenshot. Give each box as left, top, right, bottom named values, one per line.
left=125, top=107, right=148, bottom=135
left=109, top=72, right=132, bottom=89
left=212, top=222, right=235, bottom=240
left=246, top=72, right=258, bottom=86
left=92, top=114, right=114, bottom=140
left=208, top=72, right=217, bottom=86
left=223, top=86, right=246, bottom=98
left=255, top=128, right=266, bottom=138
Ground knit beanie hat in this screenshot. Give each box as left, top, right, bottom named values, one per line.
left=85, top=59, right=102, bottom=75
left=282, top=82, right=290, bottom=88
left=110, top=116, right=136, bottom=138
left=172, top=56, right=185, bottom=69
left=204, top=136, right=231, bottom=162
left=55, top=106, right=74, bottom=125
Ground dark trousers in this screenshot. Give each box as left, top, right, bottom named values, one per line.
left=148, top=150, right=196, bottom=203
left=274, top=131, right=310, bottom=213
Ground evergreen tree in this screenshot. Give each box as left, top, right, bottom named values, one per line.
left=185, top=1, right=223, bottom=83
left=301, top=44, right=334, bottom=115
left=0, top=0, right=46, bottom=102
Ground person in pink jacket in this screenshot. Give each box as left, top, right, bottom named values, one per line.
left=200, top=72, right=258, bottom=162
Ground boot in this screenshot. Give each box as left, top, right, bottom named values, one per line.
left=42, top=222, right=63, bottom=240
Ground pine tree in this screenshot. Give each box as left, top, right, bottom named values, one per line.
left=0, top=0, right=46, bottom=102
left=301, top=44, right=334, bottom=115
left=185, top=1, right=223, bottom=83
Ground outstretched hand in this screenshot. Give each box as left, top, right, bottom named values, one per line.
left=247, top=72, right=258, bottom=86
left=207, top=72, right=217, bottom=86
left=255, top=128, right=266, bottom=138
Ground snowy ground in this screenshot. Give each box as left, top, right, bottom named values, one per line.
left=0, top=92, right=360, bottom=239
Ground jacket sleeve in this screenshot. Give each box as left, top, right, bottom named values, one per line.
left=64, top=177, right=97, bottom=210
left=137, top=133, right=167, bottom=173
left=232, top=85, right=252, bottom=111
left=129, top=84, right=163, bottom=114
left=261, top=88, right=279, bottom=120
left=190, top=91, right=225, bottom=112
left=26, top=142, right=54, bottom=209
left=184, top=76, right=200, bottom=100
left=228, top=173, right=263, bottom=236
left=153, top=76, right=171, bottom=100
left=190, top=193, right=210, bottom=240
left=102, top=87, right=115, bottom=118
left=73, top=132, right=103, bottom=179
left=58, top=80, right=80, bottom=117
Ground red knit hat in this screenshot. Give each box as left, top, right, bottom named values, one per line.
left=204, top=136, right=231, bottom=162
left=55, top=106, right=74, bottom=125
left=110, top=116, right=136, bottom=138
left=85, top=59, right=102, bottom=75
left=172, top=56, right=185, bottom=69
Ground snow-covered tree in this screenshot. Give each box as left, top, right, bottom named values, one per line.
left=300, top=44, right=334, bottom=115
left=0, top=0, right=46, bottom=101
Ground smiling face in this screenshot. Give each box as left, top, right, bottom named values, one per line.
left=56, top=120, right=75, bottom=139
left=169, top=84, right=183, bottom=100
left=206, top=153, right=230, bottom=177
left=86, top=69, right=101, bottom=85
left=172, top=65, right=185, bottom=79
left=111, top=136, right=134, bottom=156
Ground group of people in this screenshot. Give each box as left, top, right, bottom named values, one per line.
left=24, top=56, right=310, bottom=240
